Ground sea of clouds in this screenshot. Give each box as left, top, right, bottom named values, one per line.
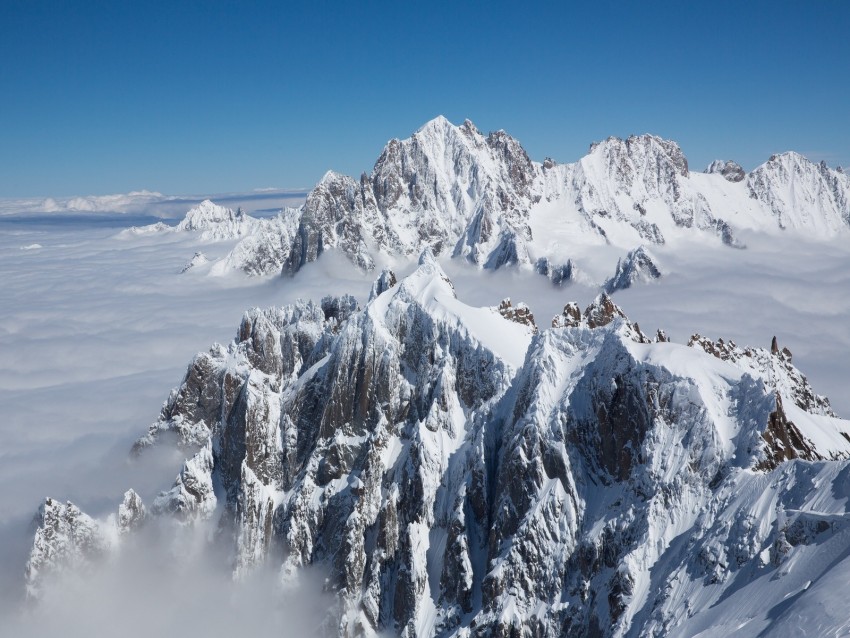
left=0, top=209, right=848, bottom=635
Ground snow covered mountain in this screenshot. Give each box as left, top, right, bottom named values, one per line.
left=26, top=256, right=850, bottom=637
left=161, top=117, right=848, bottom=284
left=746, top=153, right=850, bottom=235
left=280, top=116, right=538, bottom=273
left=121, top=199, right=258, bottom=241
left=113, top=118, right=848, bottom=291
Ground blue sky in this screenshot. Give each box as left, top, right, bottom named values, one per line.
left=1, top=1, right=848, bottom=197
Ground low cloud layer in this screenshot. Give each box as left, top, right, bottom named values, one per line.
left=1, top=216, right=849, bottom=635
left=0, top=189, right=309, bottom=219
left=0, top=518, right=334, bottom=638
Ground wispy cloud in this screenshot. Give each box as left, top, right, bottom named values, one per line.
left=0, top=189, right=310, bottom=219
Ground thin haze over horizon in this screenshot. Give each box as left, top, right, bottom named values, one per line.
left=1, top=0, right=848, bottom=198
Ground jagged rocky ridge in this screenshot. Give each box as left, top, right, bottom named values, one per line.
left=157, top=117, right=849, bottom=283
left=26, top=257, right=850, bottom=637
left=603, top=246, right=662, bottom=294
left=25, top=490, right=145, bottom=599
left=705, top=160, right=746, bottom=183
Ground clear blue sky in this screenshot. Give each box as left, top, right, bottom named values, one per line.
left=1, top=0, right=848, bottom=197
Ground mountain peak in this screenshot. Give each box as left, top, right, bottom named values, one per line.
left=461, top=118, right=480, bottom=136
left=397, top=248, right=456, bottom=300
left=417, top=245, right=439, bottom=266
left=604, top=245, right=662, bottom=293
left=765, top=150, right=810, bottom=166
left=175, top=199, right=255, bottom=240
left=317, top=169, right=348, bottom=186
left=177, top=200, right=234, bottom=228
left=415, top=114, right=454, bottom=134
left=587, top=133, right=689, bottom=176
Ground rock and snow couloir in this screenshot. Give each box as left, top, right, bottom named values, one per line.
left=25, top=257, right=850, bottom=637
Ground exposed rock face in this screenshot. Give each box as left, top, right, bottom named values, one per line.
left=705, top=159, right=746, bottom=182
left=132, top=296, right=342, bottom=455
left=26, top=491, right=144, bottom=597
left=603, top=245, right=662, bottom=293
left=572, top=134, right=686, bottom=244
left=561, top=134, right=744, bottom=247
left=117, top=489, right=146, bottom=534
left=152, top=441, right=217, bottom=520
left=497, top=298, right=538, bottom=333
left=368, top=268, right=398, bottom=301
left=551, top=301, right=582, bottom=328
left=688, top=333, right=842, bottom=472
left=584, top=292, right=629, bottom=328
left=583, top=293, right=651, bottom=343
left=26, top=262, right=850, bottom=636
left=550, top=293, right=651, bottom=344
left=25, top=499, right=109, bottom=598
left=535, top=256, right=576, bottom=286
left=757, top=393, right=826, bottom=470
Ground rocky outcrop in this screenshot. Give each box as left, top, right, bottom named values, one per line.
left=535, top=257, right=577, bottom=286
left=117, top=489, right=146, bottom=534
left=550, top=293, right=651, bottom=343
left=180, top=251, right=209, bottom=273
left=705, top=159, right=746, bottom=182
left=497, top=298, right=538, bottom=333
left=603, top=245, right=662, bottom=293
left=368, top=268, right=398, bottom=301
left=687, top=333, right=834, bottom=416
left=757, top=393, right=826, bottom=471
left=551, top=301, right=582, bottom=328
left=25, top=499, right=109, bottom=598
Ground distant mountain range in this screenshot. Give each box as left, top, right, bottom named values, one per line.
left=132, top=116, right=848, bottom=292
